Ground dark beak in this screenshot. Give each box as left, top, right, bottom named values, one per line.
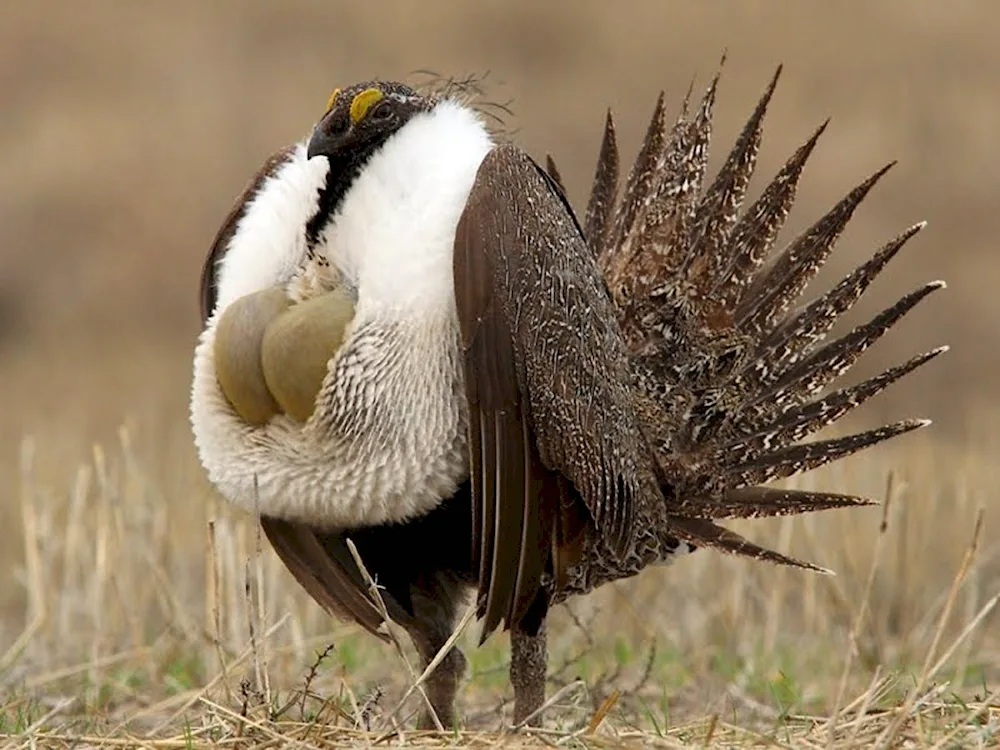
left=306, top=127, right=333, bottom=161
left=306, top=111, right=342, bottom=160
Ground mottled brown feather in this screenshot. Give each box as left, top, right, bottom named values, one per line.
left=735, top=163, right=896, bottom=336
left=454, top=170, right=541, bottom=639
left=583, top=110, right=620, bottom=258
left=728, top=419, right=928, bottom=489
left=747, top=281, right=945, bottom=421
left=712, top=120, right=828, bottom=307
left=666, top=516, right=830, bottom=572
left=688, top=66, right=780, bottom=292
left=454, top=144, right=662, bottom=638
left=701, top=486, right=876, bottom=520
left=722, top=347, right=946, bottom=464
left=601, top=92, right=668, bottom=283
left=749, top=222, right=927, bottom=387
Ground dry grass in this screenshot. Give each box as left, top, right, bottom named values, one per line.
left=3, top=1, right=1000, bottom=747
left=2, top=422, right=998, bottom=748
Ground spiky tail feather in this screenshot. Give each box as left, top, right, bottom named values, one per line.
left=551, top=64, right=944, bottom=571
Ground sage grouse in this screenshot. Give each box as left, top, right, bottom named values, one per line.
left=190, top=69, right=945, bottom=728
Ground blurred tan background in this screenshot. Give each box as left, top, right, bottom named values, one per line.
left=1, top=0, right=997, bottom=468
left=3, top=4, right=1000, bottom=724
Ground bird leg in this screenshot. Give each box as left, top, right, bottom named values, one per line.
left=405, top=581, right=468, bottom=730
left=407, top=627, right=467, bottom=730
left=510, top=622, right=547, bottom=726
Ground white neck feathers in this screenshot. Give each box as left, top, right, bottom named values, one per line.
left=212, top=145, right=330, bottom=317
left=319, top=100, right=494, bottom=317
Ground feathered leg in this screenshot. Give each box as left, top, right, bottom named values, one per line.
left=405, top=577, right=469, bottom=730
left=510, top=622, right=548, bottom=726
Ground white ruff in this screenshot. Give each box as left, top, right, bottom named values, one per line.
left=191, top=101, right=494, bottom=529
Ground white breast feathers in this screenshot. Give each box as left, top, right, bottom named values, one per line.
left=191, top=99, right=494, bottom=530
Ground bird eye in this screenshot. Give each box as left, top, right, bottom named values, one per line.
left=369, top=101, right=392, bottom=121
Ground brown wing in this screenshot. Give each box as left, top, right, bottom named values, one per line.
left=454, top=144, right=660, bottom=641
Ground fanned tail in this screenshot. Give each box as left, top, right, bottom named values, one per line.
left=734, top=162, right=896, bottom=338
left=721, top=346, right=947, bottom=465
left=574, top=64, right=944, bottom=571
left=750, top=223, right=927, bottom=385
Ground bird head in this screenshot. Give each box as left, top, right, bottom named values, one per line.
left=307, top=82, right=432, bottom=166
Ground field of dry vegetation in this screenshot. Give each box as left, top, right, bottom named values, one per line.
left=1, top=1, right=998, bottom=747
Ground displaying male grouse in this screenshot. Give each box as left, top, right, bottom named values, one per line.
left=190, top=70, right=945, bottom=729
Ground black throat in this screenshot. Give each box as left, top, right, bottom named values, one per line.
left=305, top=137, right=387, bottom=248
